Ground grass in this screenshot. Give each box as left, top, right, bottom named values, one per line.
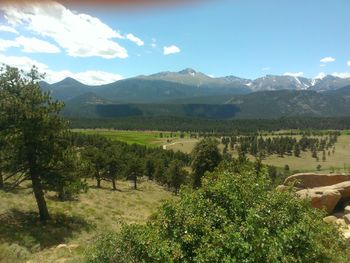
left=76, top=128, right=350, bottom=173
left=0, top=179, right=173, bottom=263
left=246, top=134, right=350, bottom=173
left=162, top=133, right=350, bottom=173
left=72, top=129, right=189, bottom=147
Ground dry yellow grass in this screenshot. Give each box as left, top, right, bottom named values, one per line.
left=164, top=134, right=350, bottom=173
left=0, top=179, right=173, bottom=263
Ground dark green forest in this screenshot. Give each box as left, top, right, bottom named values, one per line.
left=69, top=116, right=350, bottom=133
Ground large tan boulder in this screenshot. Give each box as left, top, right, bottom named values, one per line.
left=322, top=181, right=350, bottom=201
left=284, top=173, right=350, bottom=188
left=296, top=181, right=350, bottom=214
left=296, top=188, right=341, bottom=214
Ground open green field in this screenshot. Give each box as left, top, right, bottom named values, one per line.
left=0, top=180, right=173, bottom=263
left=72, top=129, right=188, bottom=147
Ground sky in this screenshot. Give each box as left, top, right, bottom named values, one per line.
left=0, top=0, right=349, bottom=85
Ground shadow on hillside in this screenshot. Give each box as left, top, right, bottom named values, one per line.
left=0, top=209, right=93, bottom=250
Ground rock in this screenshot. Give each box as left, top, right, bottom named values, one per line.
left=323, top=215, right=338, bottom=224
left=68, top=244, right=80, bottom=250
left=342, top=229, right=350, bottom=239
left=56, top=244, right=68, bottom=250
left=325, top=181, right=350, bottom=201
left=345, top=206, right=350, bottom=214
left=296, top=181, right=350, bottom=214
left=276, top=185, right=289, bottom=192
left=336, top=218, right=347, bottom=227
left=344, top=214, right=350, bottom=224
left=296, top=188, right=341, bottom=214
left=284, top=173, right=350, bottom=188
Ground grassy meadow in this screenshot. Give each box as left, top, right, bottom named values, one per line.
left=239, top=134, right=350, bottom=173
left=72, top=129, right=189, bottom=147
left=73, top=129, right=350, bottom=173
left=0, top=180, right=173, bottom=263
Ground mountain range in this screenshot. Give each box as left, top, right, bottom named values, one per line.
left=40, top=68, right=350, bottom=119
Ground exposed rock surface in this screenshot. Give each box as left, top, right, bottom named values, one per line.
left=278, top=173, right=350, bottom=215
left=296, top=188, right=341, bottom=214
left=344, top=214, right=350, bottom=224
left=345, top=206, right=350, bottom=214
left=283, top=173, right=350, bottom=188
left=323, top=215, right=338, bottom=224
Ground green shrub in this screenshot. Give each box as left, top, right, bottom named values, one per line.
left=86, top=160, right=350, bottom=263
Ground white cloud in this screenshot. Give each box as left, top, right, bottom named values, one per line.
left=262, top=67, right=270, bottom=71
left=332, top=72, right=350, bottom=79
left=0, top=39, right=19, bottom=51
left=0, top=36, right=60, bottom=53
left=314, top=72, right=326, bottom=79
left=150, top=38, right=157, bottom=48
left=163, top=45, right=181, bottom=55
left=0, top=24, right=18, bottom=34
left=0, top=53, right=123, bottom=85
left=15, top=36, right=60, bottom=53
left=126, top=33, right=144, bottom=46
left=320, top=57, right=335, bottom=63
left=283, top=72, right=304, bottom=77
left=347, top=60, right=350, bottom=67
left=0, top=53, right=48, bottom=71
left=1, top=1, right=128, bottom=59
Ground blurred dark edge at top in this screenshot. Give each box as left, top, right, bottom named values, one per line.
left=0, top=0, right=206, bottom=9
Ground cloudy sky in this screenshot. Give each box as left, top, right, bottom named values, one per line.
left=0, top=0, right=349, bottom=85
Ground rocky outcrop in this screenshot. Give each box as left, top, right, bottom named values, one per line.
left=283, top=173, right=350, bottom=188
left=296, top=188, right=341, bottom=214
left=278, top=173, right=350, bottom=214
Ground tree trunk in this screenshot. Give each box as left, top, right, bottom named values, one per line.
left=31, top=174, right=50, bottom=221
left=96, top=176, right=101, bottom=188
left=0, top=169, right=3, bottom=189
left=133, top=175, right=137, bottom=190
left=112, top=178, right=116, bottom=191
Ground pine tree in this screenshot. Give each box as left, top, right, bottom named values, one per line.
left=0, top=66, right=85, bottom=220
left=191, top=138, right=222, bottom=188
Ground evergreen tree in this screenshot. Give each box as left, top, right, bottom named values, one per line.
left=82, top=146, right=107, bottom=188
left=293, top=144, right=301, bottom=157
left=0, top=66, right=85, bottom=220
left=166, top=160, right=188, bottom=195
left=191, top=138, right=222, bottom=188
left=322, top=150, right=326, bottom=162
left=104, top=145, right=124, bottom=190
left=125, top=157, right=143, bottom=190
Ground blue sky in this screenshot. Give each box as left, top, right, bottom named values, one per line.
left=0, top=0, right=349, bottom=84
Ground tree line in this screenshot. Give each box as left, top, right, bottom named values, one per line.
left=69, top=116, right=350, bottom=133
left=70, top=132, right=190, bottom=194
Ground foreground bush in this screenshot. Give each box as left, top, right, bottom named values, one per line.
left=86, top=160, right=350, bottom=263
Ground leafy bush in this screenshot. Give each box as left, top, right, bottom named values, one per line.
left=86, top=159, right=350, bottom=263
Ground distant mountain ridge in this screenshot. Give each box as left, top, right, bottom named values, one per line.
left=40, top=68, right=350, bottom=104
left=39, top=68, right=350, bottom=120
